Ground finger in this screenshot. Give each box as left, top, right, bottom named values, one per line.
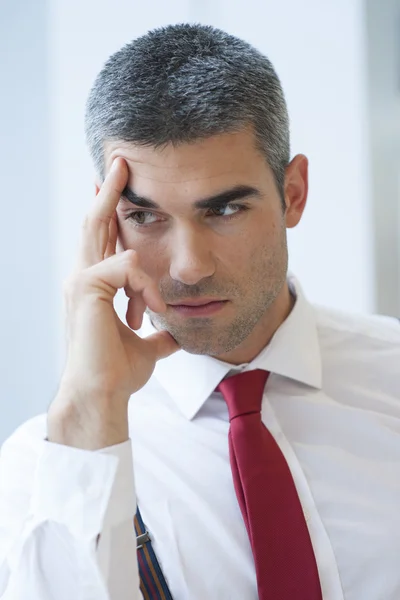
left=124, top=276, right=165, bottom=323
left=142, top=330, right=180, bottom=361
left=104, top=211, right=118, bottom=259
left=79, top=158, right=129, bottom=269
left=125, top=293, right=146, bottom=330
left=82, top=249, right=166, bottom=314
left=122, top=252, right=166, bottom=314
left=92, top=157, right=129, bottom=221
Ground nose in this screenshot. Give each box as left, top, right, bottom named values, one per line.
left=169, top=225, right=216, bottom=285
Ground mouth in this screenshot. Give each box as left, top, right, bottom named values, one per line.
left=167, top=300, right=229, bottom=317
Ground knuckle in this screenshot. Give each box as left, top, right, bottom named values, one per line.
left=109, top=183, right=122, bottom=197
left=122, top=249, right=138, bottom=265
left=90, top=213, right=110, bottom=228
left=94, top=214, right=112, bottom=227
left=83, top=210, right=110, bottom=231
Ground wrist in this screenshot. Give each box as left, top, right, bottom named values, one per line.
left=48, top=391, right=129, bottom=450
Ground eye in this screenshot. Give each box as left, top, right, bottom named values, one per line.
left=208, top=203, right=249, bottom=219
left=124, top=203, right=249, bottom=228
left=125, top=211, right=160, bottom=226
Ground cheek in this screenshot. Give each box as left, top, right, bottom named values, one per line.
left=117, top=216, right=156, bottom=252
left=234, top=219, right=284, bottom=268
left=225, top=220, right=268, bottom=258
left=118, top=224, right=168, bottom=276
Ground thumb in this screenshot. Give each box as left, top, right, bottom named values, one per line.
left=143, top=329, right=180, bottom=361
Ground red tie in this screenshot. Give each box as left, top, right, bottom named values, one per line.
left=217, top=369, right=323, bottom=600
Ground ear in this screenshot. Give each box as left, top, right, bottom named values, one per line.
left=94, top=179, right=101, bottom=196
left=284, top=154, right=308, bottom=228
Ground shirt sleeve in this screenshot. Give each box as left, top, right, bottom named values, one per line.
left=0, top=415, right=142, bottom=600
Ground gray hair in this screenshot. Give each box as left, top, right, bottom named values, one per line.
left=85, top=23, right=290, bottom=198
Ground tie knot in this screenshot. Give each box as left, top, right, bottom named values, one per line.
left=216, top=369, right=270, bottom=421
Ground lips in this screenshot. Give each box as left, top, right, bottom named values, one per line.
left=168, top=300, right=228, bottom=317
left=168, top=299, right=225, bottom=307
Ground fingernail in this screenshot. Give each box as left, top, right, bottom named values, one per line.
left=111, top=158, right=119, bottom=172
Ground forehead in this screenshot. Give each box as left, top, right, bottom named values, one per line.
left=104, top=128, right=272, bottom=187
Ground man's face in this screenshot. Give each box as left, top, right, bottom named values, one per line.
left=104, top=129, right=307, bottom=358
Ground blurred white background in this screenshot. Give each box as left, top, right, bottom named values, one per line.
left=1, top=0, right=399, bottom=442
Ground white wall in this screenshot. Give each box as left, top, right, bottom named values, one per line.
left=0, top=0, right=57, bottom=442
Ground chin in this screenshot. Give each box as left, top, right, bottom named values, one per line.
left=149, top=312, right=250, bottom=356
left=168, top=328, right=242, bottom=357
left=170, top=333, right=221, bottom=356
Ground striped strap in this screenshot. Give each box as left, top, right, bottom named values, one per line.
left=134, top=506, right=174, bottom=600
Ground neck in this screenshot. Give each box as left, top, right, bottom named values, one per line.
left=214, top=282, right=295, bottom=366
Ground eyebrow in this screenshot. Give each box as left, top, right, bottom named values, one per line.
left=119, top=184, right=262, bottom=210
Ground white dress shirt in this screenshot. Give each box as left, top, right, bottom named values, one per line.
left=0, top=275, right=399, bottom=600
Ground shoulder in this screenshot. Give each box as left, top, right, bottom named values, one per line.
left=313, top=305, right=400, bottom=405
left=314, top=304, right=400, bottom=347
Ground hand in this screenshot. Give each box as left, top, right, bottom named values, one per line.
left=48, top=158, right=180, bottom=449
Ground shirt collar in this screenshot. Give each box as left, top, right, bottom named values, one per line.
left=138, top=274, right=322, bottom=420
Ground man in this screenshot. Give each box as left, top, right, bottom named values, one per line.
left=0, top=23, right=399, bottom=600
